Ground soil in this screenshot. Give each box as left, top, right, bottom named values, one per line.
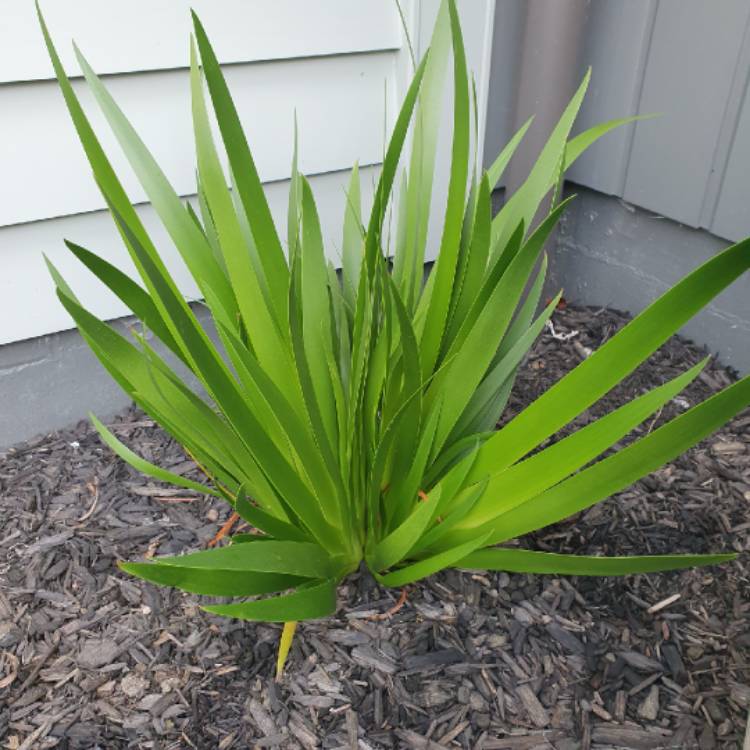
left=1, top=304, right=748, bottom=750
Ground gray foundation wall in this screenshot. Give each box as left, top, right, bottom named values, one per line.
left=0, top=306, right=215, bottom=451
left=0, top=324, right=131, bottom=450
left=551, top=185, right=750, bottom=375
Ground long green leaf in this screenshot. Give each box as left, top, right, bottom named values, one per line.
left=152, top=540, right=334, bottom=578
left=192, top=11, right=290, bottom=326
left=486, top=116, right=533, bottom=190
left=74, top=45, right=238, bottom=322
left=490, top=70, right=590, bottom=258
left=300, top=177, right=339, bottom=448
left=189, top=41, right=297, bottom=398
left=469, top=236, right=750, bottom=483
left=38, top=4, right=229, bottom=365
left=363, top=54, right=429, bottom=277
left=342, top=162, right=363, bottom=311
left=378, top=531, right=489, bottom=588
left=418, top=0, right=471, bottom=377
left=203, top=579, right=337, bottom=622
left=63, top=241, right=183, bottom=359
left=394, top=0, right=451, bottom=310
left=234, top=490, right=310, bottom=542
left=459, top=548, right=736, bottom=576
left=439, top=358, right=709, bottom=544
left=369, top=487, right=442, bottom=573
left=427, top=201, right=571, bottom=457
left=91, top=413, right=220, bottom=497
left=488, top=373, right=750, bottom=545
left=120, top=561, right=303, bottom=597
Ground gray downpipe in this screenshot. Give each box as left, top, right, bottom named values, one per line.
left=505, top=0, right=589, bottom=203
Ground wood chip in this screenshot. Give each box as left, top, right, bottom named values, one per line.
left=614, top=690, right=627, bottom=722
left=592, top=725, right=673, bottom=749
left=619, top=651, right=663, bottom=673
left=515, top=684, right=550, bottom=728
left=350, top=645, right=398, bottom=674
left=637, top=685, right=660, bottom=721
left=647, top=593, right=681, bottom=614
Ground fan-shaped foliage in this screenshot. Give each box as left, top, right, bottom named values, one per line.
left=39, top=1, right=748, bottom=669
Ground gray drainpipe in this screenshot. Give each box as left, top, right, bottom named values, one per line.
left=505, top=0, right=590, bottom=205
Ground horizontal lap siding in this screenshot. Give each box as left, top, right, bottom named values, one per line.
left=1, top=167, right=380, bottom=345
left=0, top=1, right=404, bottom=344
left=0, top=53, right=395, bottom=226
left=2, top=0, right=401, bottom=82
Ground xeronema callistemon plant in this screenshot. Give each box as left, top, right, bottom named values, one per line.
left=39, top=0, right=750, bottom=677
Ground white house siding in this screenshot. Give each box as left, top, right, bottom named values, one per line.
left=0, top=1, right=496, bottom=348
left=0, top=1, right=403, bottom=346
left=2, top=1, right=403, bottom=82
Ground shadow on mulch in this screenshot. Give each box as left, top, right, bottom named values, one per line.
left=0, top=304, right=748, bottom=750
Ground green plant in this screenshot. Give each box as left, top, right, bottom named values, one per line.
left=40, top=1, right=749, bottom=674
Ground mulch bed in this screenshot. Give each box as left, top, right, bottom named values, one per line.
left=1, top=303, right=748, bottom=750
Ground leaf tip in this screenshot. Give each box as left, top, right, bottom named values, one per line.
left=190, top=8, right=205, bottom=36
left=276, top=620, right=298, bottom=680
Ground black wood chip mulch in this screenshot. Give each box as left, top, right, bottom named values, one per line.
left=1, top=304, right=748, bottom=750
